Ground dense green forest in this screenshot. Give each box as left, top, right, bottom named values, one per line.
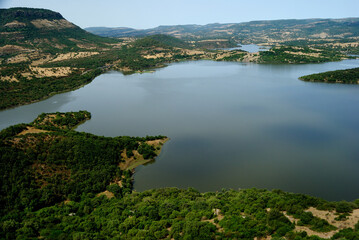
left=1, top=112, right=359, bottom=239
left=258, top=46, right=347, bottom=64
left=2, top=186, right=359, bottom=239
left=0, top=68, right=103, bottom=109
left=300, top=67, right=359, bottom=84
left=0, top=111, right=167, bottom=239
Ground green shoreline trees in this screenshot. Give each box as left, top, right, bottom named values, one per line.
left=300, top=67, right=359, bottom=84
left=1, top=111, right=359, bottom=239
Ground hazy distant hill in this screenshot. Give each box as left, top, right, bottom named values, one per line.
left=86, top=18, right=359, bottom=43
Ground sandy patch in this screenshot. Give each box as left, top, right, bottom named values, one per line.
left=50, top=52, right=99, bottom=62
left=143, top=53, right=169, bottom=59
left=213, top=29, right=234, bottom=34
left=119, top=149, right=145, bottom=170
left=6, top=54, right=29, bottom=64
left=242, top=52, right=260, bottom=62
left=203, top=209, right=224, bottom=232
left=96, top=190, right=115, bottom=199
left=31, top=54, right=53, bottom=66
left=31, top=19, right=76, bottom=29
left=28, top=66, right=74, bottom=78
left=146, top=138, right=169, bottom=147
left=0, top=45, right=29, bottom=54
left=76, top=43, right=97, bottom=49
left=0, top=75, right=19, bottom=82
left=197, top=39, right=229, bottom=42
left=18, top=127, right=50, bottom=136
left=311, top=32, right=330, bottom=39
left=307, top=207, right=359, bottom=230
left=284, top=208, right=359, bottom=239
left=329, top=42, right=359, bottom=48
left=107, top=42, right=127, bottom=48
left=284, top=51, right=321, bottom=57
left=4, top=20, right=27, bottom=28
left=120, top=138, right=169, bottom=170
left=167, top=30, right=180, bottom=34
left=183, top=49, right=205, bottom=55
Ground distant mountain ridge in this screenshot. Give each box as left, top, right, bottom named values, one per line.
left=85, top=18, right=359, bottom=43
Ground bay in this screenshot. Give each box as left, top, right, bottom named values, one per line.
left=1, top=59, right=359, bottom=200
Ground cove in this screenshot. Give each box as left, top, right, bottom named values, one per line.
left=1, top=59, right=359, bottom=201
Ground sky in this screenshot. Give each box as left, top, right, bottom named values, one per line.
left=1, top=0, right=359, bottom=29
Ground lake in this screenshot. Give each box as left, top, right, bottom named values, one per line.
left=221, top=44, right=270, bottom=52
left=1, top=59, right=359, bottom=201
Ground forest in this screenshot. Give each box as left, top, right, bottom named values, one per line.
left=0, top=111, right=167, bottom=239
left=300, top=67, right=359, bottom=84
left=1, top=111, right=359, bottom=239
left=258, top=46, right=348, bottom=64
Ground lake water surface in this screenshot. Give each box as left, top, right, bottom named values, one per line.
left=222, top=44, right=270, bottom=52
left=1, top=60, right=359, bottom=201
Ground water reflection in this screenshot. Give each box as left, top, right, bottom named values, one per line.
left=1, top=59, right=359, bottom=200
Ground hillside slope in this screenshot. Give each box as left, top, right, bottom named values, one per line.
left=0, top=7, right=117, bottom=53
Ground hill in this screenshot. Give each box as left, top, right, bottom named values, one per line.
left=0, top=7, right=117, bottom=52
left=86, top=18, right=359, bottom=43
left=132, top=34, right=192, bottom=49
left=86, top=18, right=359, bottom=54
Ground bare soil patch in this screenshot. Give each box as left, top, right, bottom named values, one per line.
left=120, top=138, right=169, bottom=170
left=4, top=20, right=27, bottom=28
left=284, top=208, right=359, bottom=239
left=50, top=52, right=99, bottom=62
left=28, top=66, right=74, bottom=78
left=31, top=19, right=76, bottom=29
left=96, top=190, right=115, bottom=199
left=18, top=127, right=50, bottom=136
left=6, top=54, right=29, bottom=64
left=0, top=45, right=29, bottom=54
left=0, top=75, right=19, bottom=82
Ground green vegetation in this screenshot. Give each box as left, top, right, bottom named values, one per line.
left=2, top=186, right=359, bottom=239
left=258, top=46, right=347, bottom=64
left=0, top=8, right=118, bottom=52
left=2, top=8, right=359, bottom=240
left=219, top=51, right=246, bottom=61
left=300, top=67, right=359, bottom=84
left=132, top=34, right=192, bottom=49
left=1, top=112, right=359, bottom=239
left=0, top=68, right=103, bottom=109
left=0, top=111, right=167, bottom=239
left=85, top=18, right=359, bottom=44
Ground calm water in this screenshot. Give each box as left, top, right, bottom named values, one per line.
left=1, top=60, right=359, bottom=201
left=222, top=44, right=270, bottom=52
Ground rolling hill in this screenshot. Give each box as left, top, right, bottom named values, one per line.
left=86, top=18, right=359, bottom=44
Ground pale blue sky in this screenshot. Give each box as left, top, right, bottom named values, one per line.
left=1, top=0, right=359, bottom=29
